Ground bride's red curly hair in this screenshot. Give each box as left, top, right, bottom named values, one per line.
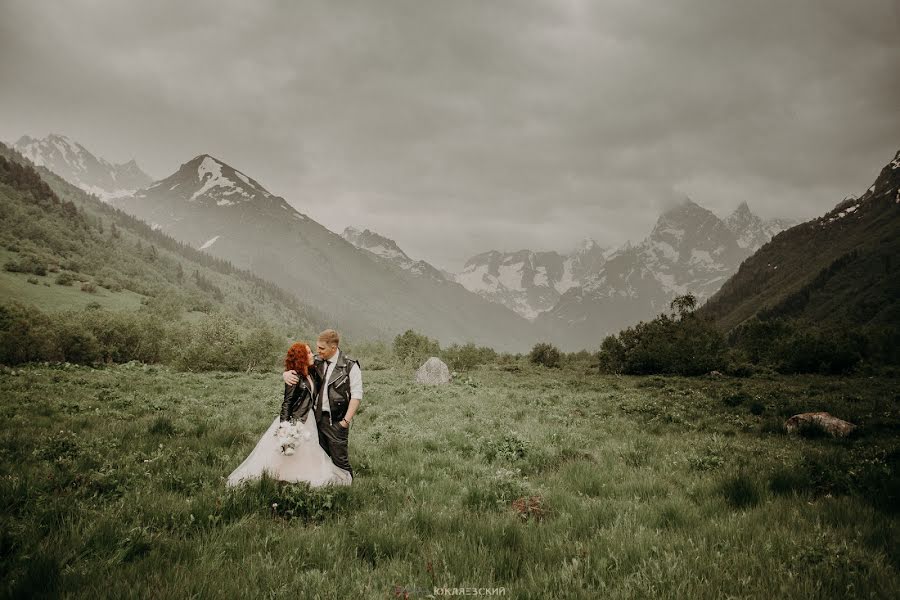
left=284, top=342, right=311, bottom=377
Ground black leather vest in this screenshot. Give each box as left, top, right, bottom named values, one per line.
left=320, top=352, right=360, bottom=423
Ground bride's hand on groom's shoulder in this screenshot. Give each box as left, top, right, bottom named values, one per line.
left=283, top=370, right=299, bottom=385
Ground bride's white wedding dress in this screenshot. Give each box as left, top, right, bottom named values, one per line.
left=226, top=408, right=352, bottom=488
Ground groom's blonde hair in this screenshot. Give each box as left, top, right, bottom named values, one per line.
left=318, top=329, right=340, bottom=347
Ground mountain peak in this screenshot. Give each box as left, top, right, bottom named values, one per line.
left=341, top=226, right=410, bottom=262
left=12, top=133, right=152, bottom=200
left=732, top=201, right=752, bottom=216
left=574, top=237, right=599, bottom=253
left=152, top=154, right=275, bottom=204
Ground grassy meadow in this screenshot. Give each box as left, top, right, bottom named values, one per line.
left=1, top=362, right=897, bottom=598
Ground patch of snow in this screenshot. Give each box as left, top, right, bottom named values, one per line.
left=365, top=244, right=406, bottom=261
left=191, top=156, right=235, bottom=201
left=457, top=265, right=500, bottom=294
left=650, top=240, right=679, bottom=262
left=216, top=199, right=234, bottom=206
left=497, top=262, right=525, bottom=291
left=533, top=266, right=549, bottom=287
left=199, top=235, right=220, bottom=250
left=690, top=249, right=714, bottom=265
left=555, top=258, right=578, bottom=293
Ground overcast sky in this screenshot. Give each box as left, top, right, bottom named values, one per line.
left=2, top=1, right=898, bottom=270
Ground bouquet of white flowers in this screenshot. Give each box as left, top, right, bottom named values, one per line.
left=275, top=419, right=313, bottom=455
left=275, top=421, right=302, bottom=455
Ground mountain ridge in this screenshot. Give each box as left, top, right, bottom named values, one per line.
left=13, top=133, right=153, bottom=201
left=700, top=148, right=900, bottom=333
left=110, top=153, right=539, bottom=350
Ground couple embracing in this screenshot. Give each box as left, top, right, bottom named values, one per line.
left=226, top=329, right=362, bottom=488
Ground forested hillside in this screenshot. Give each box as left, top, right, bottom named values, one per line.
left=0, top=143, right=326, bottom=368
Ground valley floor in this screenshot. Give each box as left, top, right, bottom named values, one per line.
left=1, top=364, right=897, bottom=598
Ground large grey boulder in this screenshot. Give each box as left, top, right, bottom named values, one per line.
left=785, top=412, right=856, bottom=438
left=415, top=357, right=451, bottom=385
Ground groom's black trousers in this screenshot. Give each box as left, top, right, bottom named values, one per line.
left=317, top=412, right=352, bottom=477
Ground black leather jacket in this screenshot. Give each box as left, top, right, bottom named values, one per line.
left=280, top=371, right=318, bottom=423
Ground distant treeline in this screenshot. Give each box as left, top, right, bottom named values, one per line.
left=0, top=302, right=282, bottom=372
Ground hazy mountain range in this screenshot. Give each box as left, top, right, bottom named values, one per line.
left=533, top=200, right=795, bottom=348
left=18, top=131, right=847, bottom=351
left=98, top=153, right=536, bottom=350
left=13, top=134, right=152, bottom=201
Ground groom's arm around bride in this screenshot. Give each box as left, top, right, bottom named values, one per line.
left=284, top=329, right=362, bottom=478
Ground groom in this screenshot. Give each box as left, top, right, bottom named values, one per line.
left=283, top=329, right=361, bottom=479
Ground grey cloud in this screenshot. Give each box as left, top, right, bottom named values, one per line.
left=2, top=0, right=898, bottom=270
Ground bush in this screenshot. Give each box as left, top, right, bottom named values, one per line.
left=442, top=343, right=496, bottom=371
left=772, top=328, right=863, bottom=375
left=174, top=314, right=280, bottom=372
left=729, top=317, right=868, bottom=374
left=529, top=343, right=561, bottom=368
left=4, top=255, right=47, bottom=276
left=55, top=272, right=74, bottom=286
left=598, top=296, right=726, bottom=375
left=0, top=303, right=57, bottom=364
left=0, top=302, right=274, bottom=370
left=393, top=329, right=440, bottom=366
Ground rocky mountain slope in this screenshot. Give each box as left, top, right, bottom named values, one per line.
left=13, top=134, right=152, bottom=201
left=111, top=155, right=537, bottom=349
left=701, top=149, right=900, bottom=332
left=341, top=227, right=449, bottom=281
left=454, top=240, right=611, bottom=320
left=534, top=200, right=794, bottom=349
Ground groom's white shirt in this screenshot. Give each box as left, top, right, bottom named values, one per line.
left=321, top=348, right=363, bottom=413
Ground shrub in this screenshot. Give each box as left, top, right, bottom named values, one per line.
left=529, top=343, right=561, bottom=368
left=393, top=329, right=440, bottom=365
left=598, top=296, right=726, bottom=375
left=0, top=303, right=57, bottom=364
left=442, top=343, right=496, bottom=371
left=4, top=255, right=46, bottom=276
left=482, top=432, right=530, bottom=462
left=174, top=314, right=280, bottom=372
left=772, top=328, right=863, bottom=375
left=55, top=272, right=74, bottom=286
left=53, top=320, right=102, bottom=364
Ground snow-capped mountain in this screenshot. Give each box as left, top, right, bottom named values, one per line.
left=13, top=134, right=152, bottom=201
left=454, top=239, right=611, bottom=320
left=536, top=200, right=793, bottom=349
left=111, top=155, right=537, bottom=350
left=341, top=227, right=448, bottom=281
left=725, top=201, right=796, bottom=251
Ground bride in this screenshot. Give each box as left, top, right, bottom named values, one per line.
left=226, top=342, right=352, bottom=488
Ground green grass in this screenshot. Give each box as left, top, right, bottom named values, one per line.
left=0, top=250, right=146, bottom=313
left=1, top=364, right=897, bottom=598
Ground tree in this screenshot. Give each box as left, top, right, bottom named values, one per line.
left=393, top=329, right=440, bottom=365
left=670, top=294, right=697, bottom=319
left=529, top=342, right=561, bottom=368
